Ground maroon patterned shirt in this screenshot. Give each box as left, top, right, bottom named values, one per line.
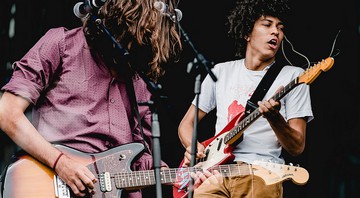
left=2, top=27, right=166, bottom=176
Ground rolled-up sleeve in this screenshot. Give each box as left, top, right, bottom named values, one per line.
left=2, top=28, right=65, bottom=104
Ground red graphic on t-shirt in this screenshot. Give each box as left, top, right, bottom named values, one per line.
left=228, top=100, right=245, bottom=122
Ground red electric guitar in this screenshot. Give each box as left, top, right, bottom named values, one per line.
left=173, top=57, right=334, bottom=198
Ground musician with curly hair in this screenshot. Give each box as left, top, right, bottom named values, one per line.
left=0, top=0, right=182, bottom=197
left=178, top=0, right=314, bottom=197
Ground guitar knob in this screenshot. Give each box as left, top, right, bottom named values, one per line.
left=119, top=154, right=126, bottom=160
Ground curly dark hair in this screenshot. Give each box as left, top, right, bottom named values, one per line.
left=227, top=0, right=291, bottom=58
left=82, top=0, right=182, bottom=81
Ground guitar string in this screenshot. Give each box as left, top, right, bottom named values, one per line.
left=112, top=164, right=253, bottom=187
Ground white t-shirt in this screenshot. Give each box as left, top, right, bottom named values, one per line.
left=193, top=58, right=313, bottom=164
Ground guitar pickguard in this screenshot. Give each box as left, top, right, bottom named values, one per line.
left=200, top=132, right=235, bottom=170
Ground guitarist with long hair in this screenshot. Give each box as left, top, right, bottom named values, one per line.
left=0, top=0, right=182, bottom=197
left=178, top=0, right=314, bottom=197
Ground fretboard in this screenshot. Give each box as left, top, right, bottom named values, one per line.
left=114, top=164, right=252, bottom=189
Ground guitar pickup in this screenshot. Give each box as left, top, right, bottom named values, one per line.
left=99, top=172, right=112, bottom=192
left=217, top=138, right=223, bottom=151
left=203, top=149, right=210, bottom=161
left=54, top=175, right=70, bottom=198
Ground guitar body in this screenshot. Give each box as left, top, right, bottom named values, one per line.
left=3, top=142, right=145, bottom=198
left=173, top=111, right=245, bottom=198
left=178, top=111, right=245, bottom=168
left=199, top=111, right=247, bottom=169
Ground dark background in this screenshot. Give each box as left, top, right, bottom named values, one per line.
left=0, top=0, right=359, bottom=197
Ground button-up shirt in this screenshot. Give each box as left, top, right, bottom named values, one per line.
left=2, top=27, right=166, bottom=175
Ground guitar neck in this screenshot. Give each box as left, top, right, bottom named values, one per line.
left=115, top=164, right=252, bottom=189
left=224, top=77, right=300, bottom=145
left=114, top=169, right=176, bottom=188
left=208, top=164, right=252, bottom=177
left=271, top=77, right=299, bottom=102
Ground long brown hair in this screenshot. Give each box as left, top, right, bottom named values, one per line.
left=83, top=0, right=182, bottom=81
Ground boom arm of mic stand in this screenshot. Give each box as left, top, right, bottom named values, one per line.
left=179, top=25, right=217, bottom=82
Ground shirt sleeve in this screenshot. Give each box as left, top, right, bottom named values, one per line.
left=192, top=65, right=218, bottom=113
left=285, top=83, right=314, bottom=122
left=1, top=27, right=66, bottom=104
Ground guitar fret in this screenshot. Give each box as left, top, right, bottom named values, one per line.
left=139, top=171, right=147, bottom=186
left=134, top=171, right=139, bottom=187
left=163, top=169, right=169, bottom=183
left=129, top=172, right=134, bottom=187
left=124, top=172, right=129, bottom=187
left=219, top=165, right=230, bottom=177
left=148, top=170, right=152, bottom=184
left=116, top=172, right=123, bottom=188
left=138, top=171, right=143, bottom=186
left=131, top=172, right=136, bottom=187
left=210, top=164, right=254, bottom=178
left=169, top=169, right=173, bottom=182
left=118, top=172, right=124, bottom=187
left=123, top=172, right=129, bottom=187
left=127, top=172, right=132, bottom=187
left=159, top=171, right=164, bottom=183
left=126, top=172, right=130, bottom=187
left=171, top=169, right=177, bottom=183
left=143, top=170, right=147, bottom=186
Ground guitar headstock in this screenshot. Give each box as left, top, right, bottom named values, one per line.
left=252, top=160, right=309, bottom=185
left=298, top=57, right=334, bottom=85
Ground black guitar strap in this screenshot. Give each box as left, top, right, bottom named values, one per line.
left=0, top=164, right=7, bottom=197
left=96, top=30, right=150, bottom=154
left=245, top=62, right=283, bottom=115
left=124, top=74, right=151, bottom=154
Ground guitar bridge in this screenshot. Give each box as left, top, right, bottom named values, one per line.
left=54, top=175, right=71, bottom=198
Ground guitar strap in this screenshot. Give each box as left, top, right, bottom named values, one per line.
left=95, top=30, right=151, bottom=154
left=245, top=61, right=282, bottom=115
left=124, top=74, right=151, bottom=154
left=0, top=164, right=7, bottom=197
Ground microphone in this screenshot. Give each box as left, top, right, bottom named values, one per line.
left=153, top=1, right=182, bottom=22
left=73, top=0, right=106, bottom=19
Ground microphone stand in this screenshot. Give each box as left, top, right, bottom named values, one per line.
left=88, top=13, right=164, bottom=198
left=137, top=73, right=165, bottom=198
left=179, top=25, right=217, bottom=82
left=178, top=24, right=217, bottom=198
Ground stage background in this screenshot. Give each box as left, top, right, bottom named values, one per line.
left=0, top=0, right=359, bottom=197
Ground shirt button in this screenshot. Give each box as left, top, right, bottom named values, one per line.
left=110, top=98, right=115, bottom=103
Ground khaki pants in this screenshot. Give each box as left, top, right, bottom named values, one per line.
left=194, top=175, right=283, bottom=198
